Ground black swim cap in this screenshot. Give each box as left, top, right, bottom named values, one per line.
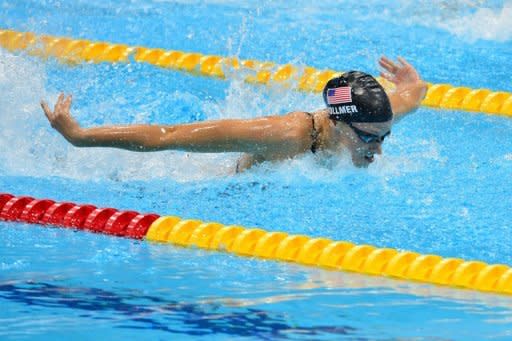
left=322, top=71, right=393, bottom=123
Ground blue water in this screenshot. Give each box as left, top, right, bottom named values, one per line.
left=1, top=0, right=512, bottom=339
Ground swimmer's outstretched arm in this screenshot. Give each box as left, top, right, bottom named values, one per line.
left=41, top=94, right=310, bottom=156
left=379, top=56, right=428, bottom=122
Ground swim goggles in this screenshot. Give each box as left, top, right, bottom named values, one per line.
left=348, top=123, right=390, bottom=144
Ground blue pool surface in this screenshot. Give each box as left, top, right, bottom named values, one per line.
left=1, top=0, right=512, bottom=339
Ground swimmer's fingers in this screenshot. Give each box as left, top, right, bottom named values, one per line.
left=54, top=93, right=66, bottom=114
left=397, top=56, right=420, bottom=81
left=379, top=57, right=399, bottom=83
left=41, top=93, right=72, bottom=128
left=378, top=57, right=391, bottom=70
left=379, top=56, right=398, bottom=74
left=379, top=56, right=397, bottom=68
left=40, top=100, right=54, bottom=122
left=397, top=56, right=411, bottom=68
left=53, top=93, right=75, bottom=118
left=63, top=94, right=73, bottom=113
left=380, top=71, right=396, bottom=83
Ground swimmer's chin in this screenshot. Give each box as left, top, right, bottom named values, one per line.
left=352, top=156, right=374, bottom=168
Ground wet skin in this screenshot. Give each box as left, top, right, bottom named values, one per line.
left=41, top=56, right=427, bottom=171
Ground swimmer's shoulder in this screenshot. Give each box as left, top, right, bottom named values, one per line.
left=281, top=110, right=330, bottom=135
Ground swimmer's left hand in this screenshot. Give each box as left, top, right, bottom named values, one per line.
left=378, top=56, right=428, bottom=119
left=379, top=56, right=421, bottom=90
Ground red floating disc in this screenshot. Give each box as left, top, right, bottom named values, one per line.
left=103, top=210, right=139, bottom=236
left=62, top=205, right=97, bottom=228
left=125, top=213, right=159, bottom=239
left=41, top=202, right=76, bottom=226
left=83, top=208, right=118, bottom=232
left=0, top=196, right=35, bottom=221
left=19, top=199, right=56, bottom=223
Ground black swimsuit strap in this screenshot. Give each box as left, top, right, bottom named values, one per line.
left=306, top=112, right=320, bottom=154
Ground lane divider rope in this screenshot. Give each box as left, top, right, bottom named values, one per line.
left=0, top=29, right=511, bottom=117
left=1, top=192, right=511, bottom=295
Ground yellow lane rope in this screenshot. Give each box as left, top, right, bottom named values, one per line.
left=1, top=29, right=511, bottom=117
left=146, top=216, right=512, bottom=295
left=2, top=191, right=510, bottom=295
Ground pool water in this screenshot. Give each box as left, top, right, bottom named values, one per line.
left=1, top=0, right=512, bottom=339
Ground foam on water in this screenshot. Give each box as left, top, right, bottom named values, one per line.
left=440, top=1, right=512, bottom=42
left=0, top=51, right=234, bottom=182
left=393, top=0, right=512, bottom=42
left=0, top=47, right=440, bottom=184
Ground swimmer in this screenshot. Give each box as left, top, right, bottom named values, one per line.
left=41, top=56, right=427, bottom=171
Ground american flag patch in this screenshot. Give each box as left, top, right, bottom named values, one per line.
left=327, top=87, right=352, bottom=105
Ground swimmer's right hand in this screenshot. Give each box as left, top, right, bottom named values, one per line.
left=41, top=93, right=83, bottom=144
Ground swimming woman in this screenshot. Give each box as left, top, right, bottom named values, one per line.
left=41, top=56, right=427, bottom=171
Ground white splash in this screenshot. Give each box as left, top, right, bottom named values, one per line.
left=439, top=2, right=512, bottom=42
left=0, top=49, right=431, bottom=183
left=395, top=0, right=512, bottom=42
left=0, top=49, right=324, bottom=182
left=0, top=50, right=235, bottom=182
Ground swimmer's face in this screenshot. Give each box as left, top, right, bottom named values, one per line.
left=345, top=121, right=392, bottom=167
